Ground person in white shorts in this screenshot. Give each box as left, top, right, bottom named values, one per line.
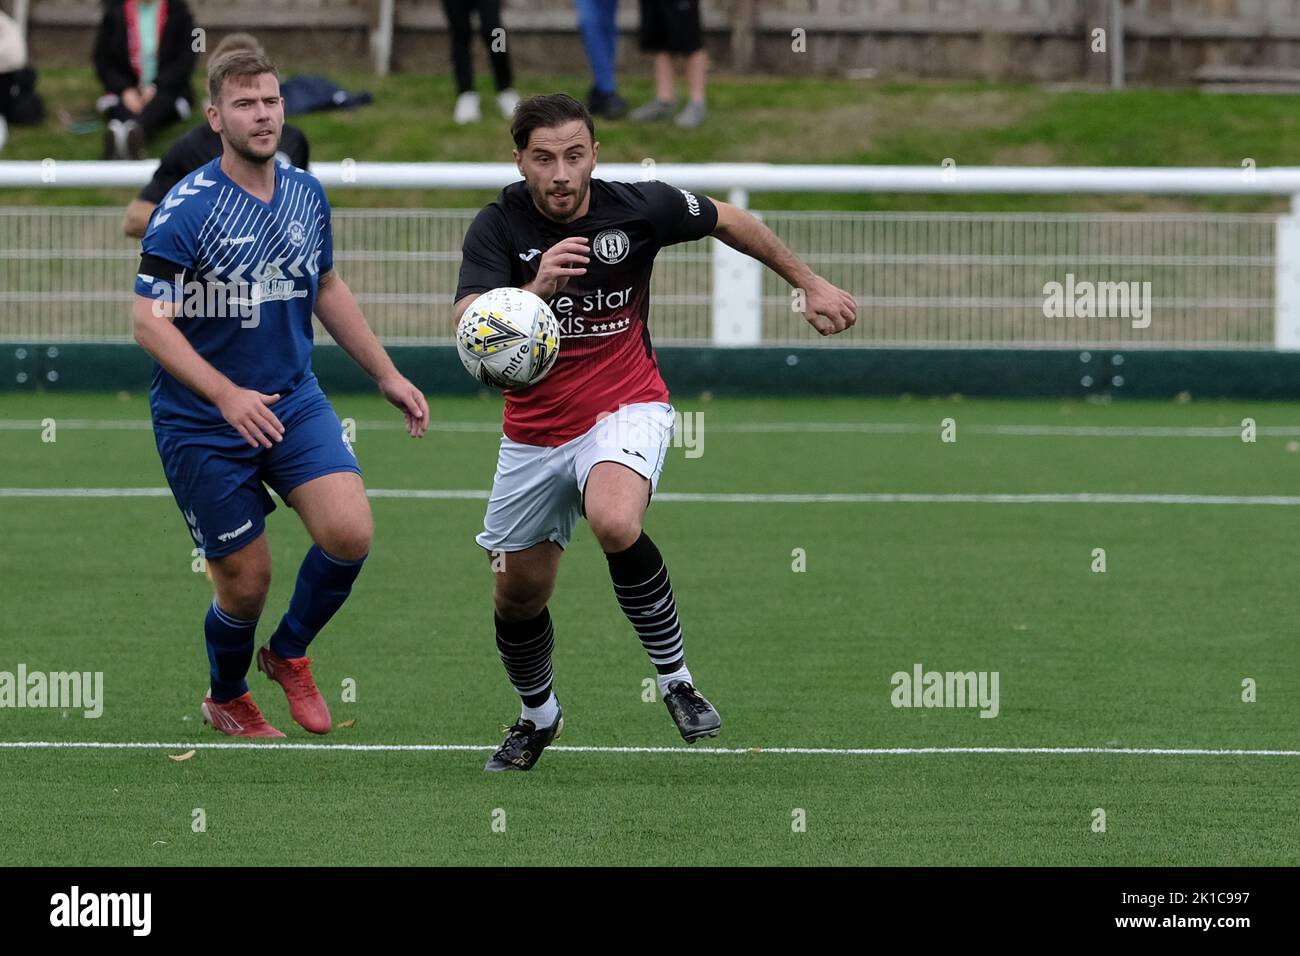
left=452, top=93, right=858, bottom=771
left=477, top=401, right=674, bottom=554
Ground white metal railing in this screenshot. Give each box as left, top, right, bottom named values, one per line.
left=0, top=161, right=1295, bottom=349
left=8, top=160, right=1300, bottom=193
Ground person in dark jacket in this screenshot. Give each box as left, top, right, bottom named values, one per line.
left=94, top=0, right=198, bottom=159
left=122, top=33, right=311, bottom=237
left=0, top=9, right=28, bottom=151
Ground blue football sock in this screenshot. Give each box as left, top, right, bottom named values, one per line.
left=205, top=601, right=257, bottom=703
left=268, top=545, right=367, bottom=659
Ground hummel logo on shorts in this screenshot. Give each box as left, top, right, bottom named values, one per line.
left=217, top=519, right=254, bottom=543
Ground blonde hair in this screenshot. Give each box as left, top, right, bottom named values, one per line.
left=207, top=33, right=266, bottom=66
left=207, top=49, right=278, bottom=105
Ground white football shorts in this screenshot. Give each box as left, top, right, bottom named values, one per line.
left=475, top=401, right=676, bottom=553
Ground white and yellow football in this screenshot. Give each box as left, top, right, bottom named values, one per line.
left=455, top=287, right=560, bottom=389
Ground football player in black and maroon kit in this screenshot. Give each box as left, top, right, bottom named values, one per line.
left=454, top=93, right=858, bottom=771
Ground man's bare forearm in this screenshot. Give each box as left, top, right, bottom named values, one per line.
left=123, top=199, right=155, bottom=239
left=713, top=204, right=816, bottom=289
left=314, top=271, right=399, bottom=383
left=133, top=298, right=235, bottom=404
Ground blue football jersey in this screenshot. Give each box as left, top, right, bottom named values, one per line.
left=134, top=156, right=335, bottom=429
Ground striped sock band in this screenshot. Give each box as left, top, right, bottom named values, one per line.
left=605, top=532, right=685, bottom=674
left=494, top=607, right=555, bottom=707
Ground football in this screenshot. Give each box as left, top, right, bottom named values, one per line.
left=455, top=287, right=560, bottom=389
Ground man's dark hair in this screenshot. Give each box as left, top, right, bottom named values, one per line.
left=510, top=93, right=595, bottom=151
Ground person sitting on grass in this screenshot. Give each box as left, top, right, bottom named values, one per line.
left=94, top=0, right=198, bottom=159
left=122, top=32, right=310, bottom=238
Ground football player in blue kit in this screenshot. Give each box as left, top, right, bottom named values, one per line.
left=132, top=50, right=429, bottom=737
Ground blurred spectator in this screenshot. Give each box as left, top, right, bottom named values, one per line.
left=629, top=0, right=707, bottom=128
left=0, top=8, right=45, bottom=152
left=442, top=0, right=520, bottom=124
left=122, top=33, right=310, bottom=238
left=576, top=1, right=626, bottom=119
left=94, top=0, right=198, bottom=159
left=0, top=9, right=22, bottom=151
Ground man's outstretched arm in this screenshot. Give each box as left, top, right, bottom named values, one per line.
left=709, top=199, right=859, bottom=336
left=314, top=269, right=430, bottom=437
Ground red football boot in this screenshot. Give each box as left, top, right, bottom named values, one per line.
left=200, top=691, right=286, bottom=738
left=256, top=645, right=332, bottom=734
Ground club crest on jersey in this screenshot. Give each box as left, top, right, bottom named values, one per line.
left=592, top=229, right=629, bottom=265
left=287, top=221, right=306, bottom=245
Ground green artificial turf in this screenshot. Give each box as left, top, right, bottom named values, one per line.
left=1, top=393, right=1298, bottom=864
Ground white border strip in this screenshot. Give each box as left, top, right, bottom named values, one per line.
left=3, top=419, right=1300, bottom=438
left=0, top=741, right=1296, bottom=757
left=5, top=488, right=1300, bottom=506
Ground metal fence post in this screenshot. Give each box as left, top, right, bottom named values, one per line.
left=373, top=0, right=395, bottom=77
left=711, top=187, right=763, bottom=346
left=1275, top=196, right=1300, bottom=350
left=1110, top=0, right=1125, bottom=90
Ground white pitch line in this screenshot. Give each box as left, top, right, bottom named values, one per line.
left=0, top=419, right=156, bottom=430
left=0, top=487, right=174, bottom=497
left=0, top=741, right=1297, bottom=757
left=5, top=488, right=1300, bottom=506
left=3, top=419, right=1300, bottom=438
left=645, top=492, right=1300, bottom=506
left=706, top=423, right=1300, bottom=438
left=0, top=419, right=502, bottom=433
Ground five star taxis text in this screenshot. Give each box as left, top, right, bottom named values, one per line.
left=547, top=286, right=635, bottom=336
